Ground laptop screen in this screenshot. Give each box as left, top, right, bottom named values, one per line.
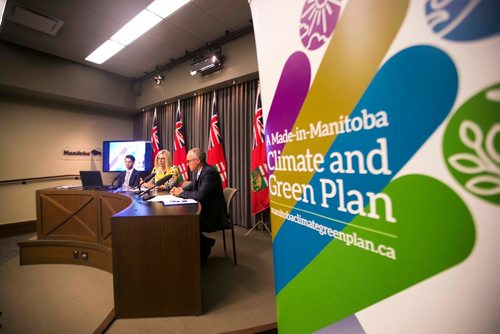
left=79, top=171, right=104, bottom=188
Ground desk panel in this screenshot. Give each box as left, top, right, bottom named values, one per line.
left=112, top=201, right=201, bottom=317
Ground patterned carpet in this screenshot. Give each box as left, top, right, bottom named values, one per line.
left=0, top=232, right=35, bottom=265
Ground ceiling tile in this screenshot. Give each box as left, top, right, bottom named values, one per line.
left=182, top=14, right=228, bottom=43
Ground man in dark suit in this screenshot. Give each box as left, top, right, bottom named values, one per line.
left=171, top=147, right=229, bottom=261
left=116, top=155, right=141, bottom=189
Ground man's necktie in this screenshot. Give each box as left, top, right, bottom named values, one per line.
left=124, top=171, right=131, bottom=186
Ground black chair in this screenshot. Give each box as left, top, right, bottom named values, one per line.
left=221, top=187, right=238, bottom=264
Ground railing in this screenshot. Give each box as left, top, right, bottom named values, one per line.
left=0, top=174, right=80, bottom=185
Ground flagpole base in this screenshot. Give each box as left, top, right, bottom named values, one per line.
left=245, top=213, right=271, bottom=236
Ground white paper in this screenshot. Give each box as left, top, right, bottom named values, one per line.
left=56, top=185, right=81, bottom=189
left=147, top=194, right=197, bottom=205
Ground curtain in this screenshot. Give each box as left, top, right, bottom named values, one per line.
left=133, top=79, right=267, bottom=229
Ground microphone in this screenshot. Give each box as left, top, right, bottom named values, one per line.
left=109, top=174, right=120, bottom=189
left=155, top=174, right=173, bottom=186
left=134, top=173, right=155, bottom=191
left=139, top=174, right=173, bottom=199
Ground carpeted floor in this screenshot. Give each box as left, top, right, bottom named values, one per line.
left=0, top=227, right=276, bottom=333
left=0, top=232, right=36, bottom=265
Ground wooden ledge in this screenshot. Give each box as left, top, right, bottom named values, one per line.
left=18, top=239, right=113, bottom=273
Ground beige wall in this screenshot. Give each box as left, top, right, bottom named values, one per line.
left=0, top=41, right=136, bottom=112
left=0, top=95, right=133, bottom=224
left=136, top=32, right=259, bottom=108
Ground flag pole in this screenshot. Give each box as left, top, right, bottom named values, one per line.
left=248, top=82, right=271, bottom=236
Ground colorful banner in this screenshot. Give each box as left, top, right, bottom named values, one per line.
left=250, top=0, right=500, bottom=333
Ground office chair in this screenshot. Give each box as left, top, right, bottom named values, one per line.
left=221, top=187, right=238, bottom=265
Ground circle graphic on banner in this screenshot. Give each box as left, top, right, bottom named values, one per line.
left=425, top=0, right=500, bottom=41
left=299, top=0, right=341, bottom=50
left=443, top=83, right=500, bottom=205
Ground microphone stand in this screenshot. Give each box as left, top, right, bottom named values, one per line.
left=133, top=174, right=155, bottom=193
left=140, top=185, right=160, bottom=201
left=138, top=174, right=173, bottom=200
left=110, top=174, right=120, bottom=190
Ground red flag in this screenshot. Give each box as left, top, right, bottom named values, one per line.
left=207, top=91, right=228, bottom=188
left=151, top=107, right=162, bottom=163
left=251, top=83, right=270, bottom=214
left=173, top=100, right=189, bottom=182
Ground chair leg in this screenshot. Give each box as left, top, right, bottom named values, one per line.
left=231, top=225, right=237, bottom=265
left=222, top=230, right=227, bottom=253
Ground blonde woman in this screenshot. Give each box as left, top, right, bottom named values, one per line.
left=147, top=149, right=179, bottom=191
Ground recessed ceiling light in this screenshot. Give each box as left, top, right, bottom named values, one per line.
left=0, top=0, right=8, bottom=27
left=147, top=0, right=190, bottom=19
left=86, top=0, right=191, bottom=65
left=111, top=9, right=162, bottom=46
left=86, top=40, right=125, bottom=64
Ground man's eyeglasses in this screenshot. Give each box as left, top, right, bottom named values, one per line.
left=186, top=158, right=198, bottom=163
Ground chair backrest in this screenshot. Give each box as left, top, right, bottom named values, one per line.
left=223, top=187, right=238, bottom=215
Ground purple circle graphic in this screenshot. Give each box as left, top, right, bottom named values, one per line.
left=300, top=0, right=341, bottom=51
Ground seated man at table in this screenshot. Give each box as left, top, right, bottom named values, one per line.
left=170, top=147, right=228, bottom=261
left=117, top=155, right=141, bottom=189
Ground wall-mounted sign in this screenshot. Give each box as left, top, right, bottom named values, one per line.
left=58, top=146, right=102, bottom=160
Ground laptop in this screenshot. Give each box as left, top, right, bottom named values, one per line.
left=79, top=171, right=108, bottom=190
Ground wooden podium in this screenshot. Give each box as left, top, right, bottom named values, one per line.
left=111, top=199, right=202, bottom=317
left=20, top=188, right=202, bottom=318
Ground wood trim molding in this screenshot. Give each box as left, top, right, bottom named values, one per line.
left=0, top=220, right=36, bottom=238
left=93, top=308, right=115, bottom=334
left=222, top=322, right=278, bottom=334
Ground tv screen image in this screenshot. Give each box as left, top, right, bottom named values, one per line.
left=102, top=140, right=152, bottom=172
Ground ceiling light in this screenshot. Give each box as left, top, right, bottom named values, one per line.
left=111, top=9, right=161, bottom=46
left=85, top=40, right=125, bottom=64
left=153, top=74, right=164, bottom=85
left=86, top=0, right=192, bottom=65
left=0, top=0, right=7, bottom=27
left=147, top=0, right=191, bottom=19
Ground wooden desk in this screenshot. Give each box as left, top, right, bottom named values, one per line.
left=19, top=189, right=132, bottom=272
left=19, top=188, right=202, bottom=318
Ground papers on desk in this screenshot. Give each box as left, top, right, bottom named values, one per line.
left=56, top=185, right=81, bottom=189
left=147, top=194, right=197, bottom=206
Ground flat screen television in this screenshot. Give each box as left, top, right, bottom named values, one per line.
left=102, top=140, right=152, bottom=172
